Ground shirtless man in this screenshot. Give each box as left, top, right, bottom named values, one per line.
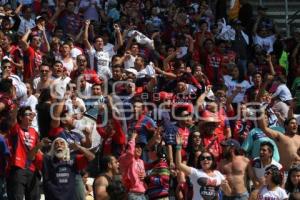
left=219, top=139, right=258, bottom=200
left=259, top=111, right=300, bottom=169
left=34, top=63, right=53, bottom=97
left=93, top=155, right=120, bottom=200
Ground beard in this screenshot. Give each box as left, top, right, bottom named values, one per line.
left=55, top=148, right=67, bottom=160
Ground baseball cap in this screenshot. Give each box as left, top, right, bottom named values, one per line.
left=221, top=139, right=240, bottom=149
left=125, top=68, right=138, bottom=77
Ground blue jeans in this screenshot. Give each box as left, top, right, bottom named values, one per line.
left=74, top=174, right=85, bottom=200
left=128, top=192, right=147, bottom=200
left=223, top=192, right=249, bottom=200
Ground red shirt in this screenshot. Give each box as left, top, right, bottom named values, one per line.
left=205, top=52, right=222, bottom=84
left=3, top=45, right=22, bottom=74
left=97, top=118, right=126, bottom=156
left=23, top=46, right=42, bottom=81
left=203, top=134, right=222, bottom=161
left=8, top=123, right=40, bottom=172
left=214, top=108, right=230, bottom=142
left=70, top=69, right=101, bottom=84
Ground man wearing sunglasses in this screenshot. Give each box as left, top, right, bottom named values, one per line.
left=6, top=106, right=41, bottom=199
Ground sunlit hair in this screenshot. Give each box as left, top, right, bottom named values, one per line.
left=48, top=137, right=70, bottom=161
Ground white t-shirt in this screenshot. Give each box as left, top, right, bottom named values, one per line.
left=78, top=82, right=92, bottom=100
left=25, top=94, right=38, bottom=132
left=189, top=168, right=225, bottom=200
left=253, top=34, right=276, bottom=54
left=124, top=55, right=137, bottom=69
left=223, top=75, right=252, bottom=103
left=9, top=74, right=27, bottom=106
left=252, top=158, right=282, bottom=180
left=88, top=48, right=112, bottom=79
left=272, top=84, right=293, bottom=102
left=257, top=185, right=288, bottom=200
left=65, top=97, right=86, bottom=115
left=61, top=59, right=76, bottom=75
left=103, top=43, right=116, bottom=59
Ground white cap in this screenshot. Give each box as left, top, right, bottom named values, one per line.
left=125, top=68, right=138, bottom=76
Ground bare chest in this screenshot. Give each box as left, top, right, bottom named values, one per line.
left=222, top=160, right=247, bottom=175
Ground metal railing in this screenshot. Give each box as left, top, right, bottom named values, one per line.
left=288, top=9, right=300, bottom=36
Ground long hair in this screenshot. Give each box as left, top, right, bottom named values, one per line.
left=48, top=137, right=70, bottom=161
left=286, top=165, right=300, bottom=193
left=265, top=165, right=283, bottom=186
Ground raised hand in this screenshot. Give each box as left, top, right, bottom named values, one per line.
left=85, top=20, right=90, bottom=27
left=113, top=24, right=120, bottom=31
left=69, top=142, right=80, bottom=151
left=37, top=23, right=45, bottom=31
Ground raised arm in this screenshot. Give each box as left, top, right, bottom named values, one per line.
left=49, top=4, right=64, bottom=25
left=20, top=29, right=31, bottom=51
left=258, top=109, right=281, bottom=140
left=39, top=23, right=51, bottom=53
left=175, top=134, right=192, bottom=175
left=113, top=24, right=123, bottom=52
left=154, top=66, right=177, bottom=79
left=70, top=142, right=95, bottom=161
left=185, top=34, right=194, bottom=53
left=196, top=85, right=212, bottom=111
left=266, top=54, right=276, bottom=76
left=28, top=138, right=51, bottom=160
left=252, top=15, right=261, bottom=35
left=163, top=50, right=177, bottom=70
left=83, top=20, right=93, bottom=51
left=80, top=127, right=92, bottom=148
left=50, top=94, right=66, bottom=129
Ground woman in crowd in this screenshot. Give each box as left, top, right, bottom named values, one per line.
left=256, top=165, right=288, bottom=200
left=175, top=134, right=231, bottom=200
left=285, top=164, right=300, bottom=197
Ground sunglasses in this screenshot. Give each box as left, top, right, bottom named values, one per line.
left=199, top=156, right=212, bottom=161
left=2, top=65, right=11, bottom=69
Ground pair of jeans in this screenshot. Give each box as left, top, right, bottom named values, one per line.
left=223, top=192, right=249, bottom=200
left=74, top=174, right=86, bottom=200
left=7, top=167, right=40, bottom=200
left=128, top=192, right=147, bottom=200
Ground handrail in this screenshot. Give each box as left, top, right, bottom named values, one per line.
left=288, top=10, right=300, bottom=25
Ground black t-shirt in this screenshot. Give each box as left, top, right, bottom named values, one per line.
left=36, top=102, right=51, bottom=139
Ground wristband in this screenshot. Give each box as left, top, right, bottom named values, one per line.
left=176, top=144, right=182, bottom=150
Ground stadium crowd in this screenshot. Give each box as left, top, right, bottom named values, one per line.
left=0, top=0, right=300, bottom=199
